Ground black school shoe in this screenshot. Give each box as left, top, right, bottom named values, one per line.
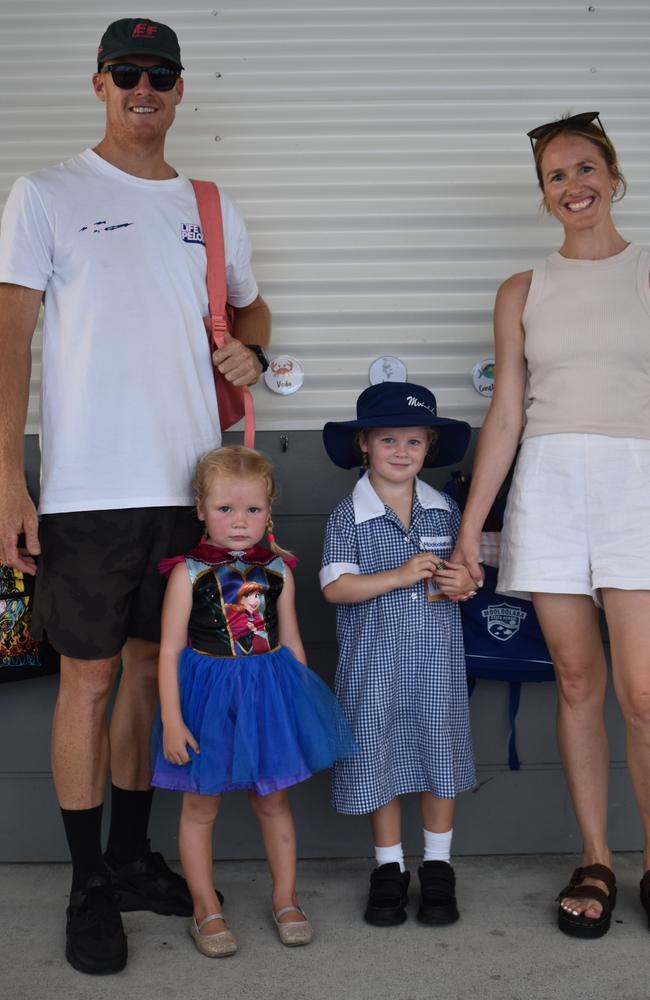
left=104, top=840, right=197, bottom=916
left=417, top=861, right=460, bottom=925
left=66, top=874, right=127, bottom=975
left=364, top=862, right=410, bottom=926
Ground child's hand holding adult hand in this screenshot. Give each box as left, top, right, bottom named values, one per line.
left=395, top=553, right=439, bottom=588
left=163, top=721, right=200, bottom=766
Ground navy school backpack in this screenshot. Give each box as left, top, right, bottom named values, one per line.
left=445, top=473, right=555, bottom=769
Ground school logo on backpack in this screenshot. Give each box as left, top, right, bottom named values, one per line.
left=481, top=603, right=527, bottom=642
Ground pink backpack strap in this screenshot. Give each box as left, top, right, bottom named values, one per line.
left=190, top=178, right=255, bottom=448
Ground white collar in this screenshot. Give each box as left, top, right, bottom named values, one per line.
left=351, top=471, right=450, bottom=525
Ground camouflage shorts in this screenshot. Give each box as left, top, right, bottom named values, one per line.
left=31, top=507, right=201, bottom=659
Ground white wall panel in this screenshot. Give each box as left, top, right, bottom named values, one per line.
left=1, top=1, right=649, bottom=432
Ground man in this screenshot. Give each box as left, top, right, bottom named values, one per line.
left=0, top=18, right=270, bottom=975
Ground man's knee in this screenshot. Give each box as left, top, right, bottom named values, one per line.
left=121, top=638, right=160, bottom=686
left=59, top=655, right=121, bottom=708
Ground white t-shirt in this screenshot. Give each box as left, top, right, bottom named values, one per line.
left=0, top=149, right=259, bottom=513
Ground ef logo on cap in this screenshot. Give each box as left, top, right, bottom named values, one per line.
left=133, top=23, right=158, bottom=37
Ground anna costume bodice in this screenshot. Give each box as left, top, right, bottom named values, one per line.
left=160, top=542, right=294, bottom=658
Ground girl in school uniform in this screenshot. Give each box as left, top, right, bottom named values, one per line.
left=320, top=381, right=476, bottom=927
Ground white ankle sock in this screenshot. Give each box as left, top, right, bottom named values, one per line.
left=374, top=842, right=405, bottom=873
left=423, top=828, right=453, bottom=863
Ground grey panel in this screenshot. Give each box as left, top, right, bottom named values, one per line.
left=0, top=673, right=638, bottom=861
left=1, top=433, right=638, bottom=861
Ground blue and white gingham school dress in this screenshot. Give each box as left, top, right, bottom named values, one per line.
left=320, top=473, right=476, bottom=815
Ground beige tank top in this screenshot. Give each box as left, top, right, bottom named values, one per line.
left=521, top=242, right=650, bottom=440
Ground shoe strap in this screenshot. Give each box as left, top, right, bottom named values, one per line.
left=557, top=864, right=616, bottom=905
left=563, top=884, right=612, bottom=908
left=570, top=864, right=616, bottom=895
left=273, top=905, right=305, bottom=923
left=197, top=912, right=226, bottom=932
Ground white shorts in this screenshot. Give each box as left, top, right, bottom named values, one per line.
left=497, top=433, right=650, bottom=604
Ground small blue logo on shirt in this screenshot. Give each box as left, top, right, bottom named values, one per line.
left=79, top=221, right=134, bottom=233
left=181, top=223, right=205, bottom=245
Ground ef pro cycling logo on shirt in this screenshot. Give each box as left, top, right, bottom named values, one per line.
left=481, top=603, right=527, bottom=641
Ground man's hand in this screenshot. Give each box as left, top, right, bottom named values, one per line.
left=0, top=481, right=40, bottom=574
left=211, top=332, right=262, bottom=387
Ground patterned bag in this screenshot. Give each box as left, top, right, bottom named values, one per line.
left=0, top=564, right=58, bottom=683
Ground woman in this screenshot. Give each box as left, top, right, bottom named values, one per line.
left=453, top=112, right=650, bottom=939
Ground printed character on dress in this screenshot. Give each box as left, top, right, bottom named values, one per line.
left=320, top=381, right=477, bottom=928
left=225, top=581, right=270, bottom=654
left=151, top=446, right=356, bottom=956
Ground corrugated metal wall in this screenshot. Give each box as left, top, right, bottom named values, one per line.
left=2, top=0, right=650, bottom=433
left=2, top=3, right=650, bottom=861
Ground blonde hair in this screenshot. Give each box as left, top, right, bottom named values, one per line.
left=532, top=115, right=627, bottom=210
left=192, top=446, right=293, bottom=561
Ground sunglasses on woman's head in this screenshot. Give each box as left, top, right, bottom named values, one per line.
left=526, top=111, right=604, bottom=152
left=101, top=63, right=181, bottom=92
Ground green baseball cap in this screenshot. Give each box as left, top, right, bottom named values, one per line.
left=97, top=18, right=183, bottom=71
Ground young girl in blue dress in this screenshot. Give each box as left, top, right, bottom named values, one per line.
left=320, top=381, right=477, bottom=928
left=151, top=446, right=355, bottom=957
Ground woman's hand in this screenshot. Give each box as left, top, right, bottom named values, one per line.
left=163, top=719, right=200, bottom=765
left=433, top=560, right=478, bottom=599
left=450, top=536, right=484, bottom=590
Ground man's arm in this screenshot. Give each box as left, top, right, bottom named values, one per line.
left=0, top=282, right=43, bottom=573
left=211, top=293, right=272, bottom=387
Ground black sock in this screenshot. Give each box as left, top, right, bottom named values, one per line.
left=60, top=804, right=106, bottom=891
left=105, top=785, right=154, bottom=864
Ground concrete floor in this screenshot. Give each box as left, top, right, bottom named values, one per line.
left=1, top=854, right=648, bottom=1000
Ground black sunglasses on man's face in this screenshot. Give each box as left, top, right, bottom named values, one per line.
left=526, top=111, right=604, bottom=152
left=101, top=63, right=181, bottom=92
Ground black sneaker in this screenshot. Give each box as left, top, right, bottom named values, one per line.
left=105, top=840, right=201, bottom=916
left=65, top=874, right=127, bottom=975
left=364, top=862, right=410, bottom=926
left=417, top=861, right=460, bottom=925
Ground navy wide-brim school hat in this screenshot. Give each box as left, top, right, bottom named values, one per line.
left=323, top=381, right=471, bottom=469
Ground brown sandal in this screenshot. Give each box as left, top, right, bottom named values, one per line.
left=556, top=864, right=616, bottom=939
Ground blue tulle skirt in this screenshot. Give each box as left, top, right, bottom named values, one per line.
left=151, top=645, right=357, bottom=796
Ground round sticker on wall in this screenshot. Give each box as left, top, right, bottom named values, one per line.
left=472, top=359, right=495, bottom=397
left=264, top=356, right=304, bottom=395
left=368, top=356, right=408, bottom=385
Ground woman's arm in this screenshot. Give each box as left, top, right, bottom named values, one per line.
left=452, top=270, right=531, bottom=582
left=277, top=566, right=307, bottom=664
left=158, top=563, right=199, bottom=764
